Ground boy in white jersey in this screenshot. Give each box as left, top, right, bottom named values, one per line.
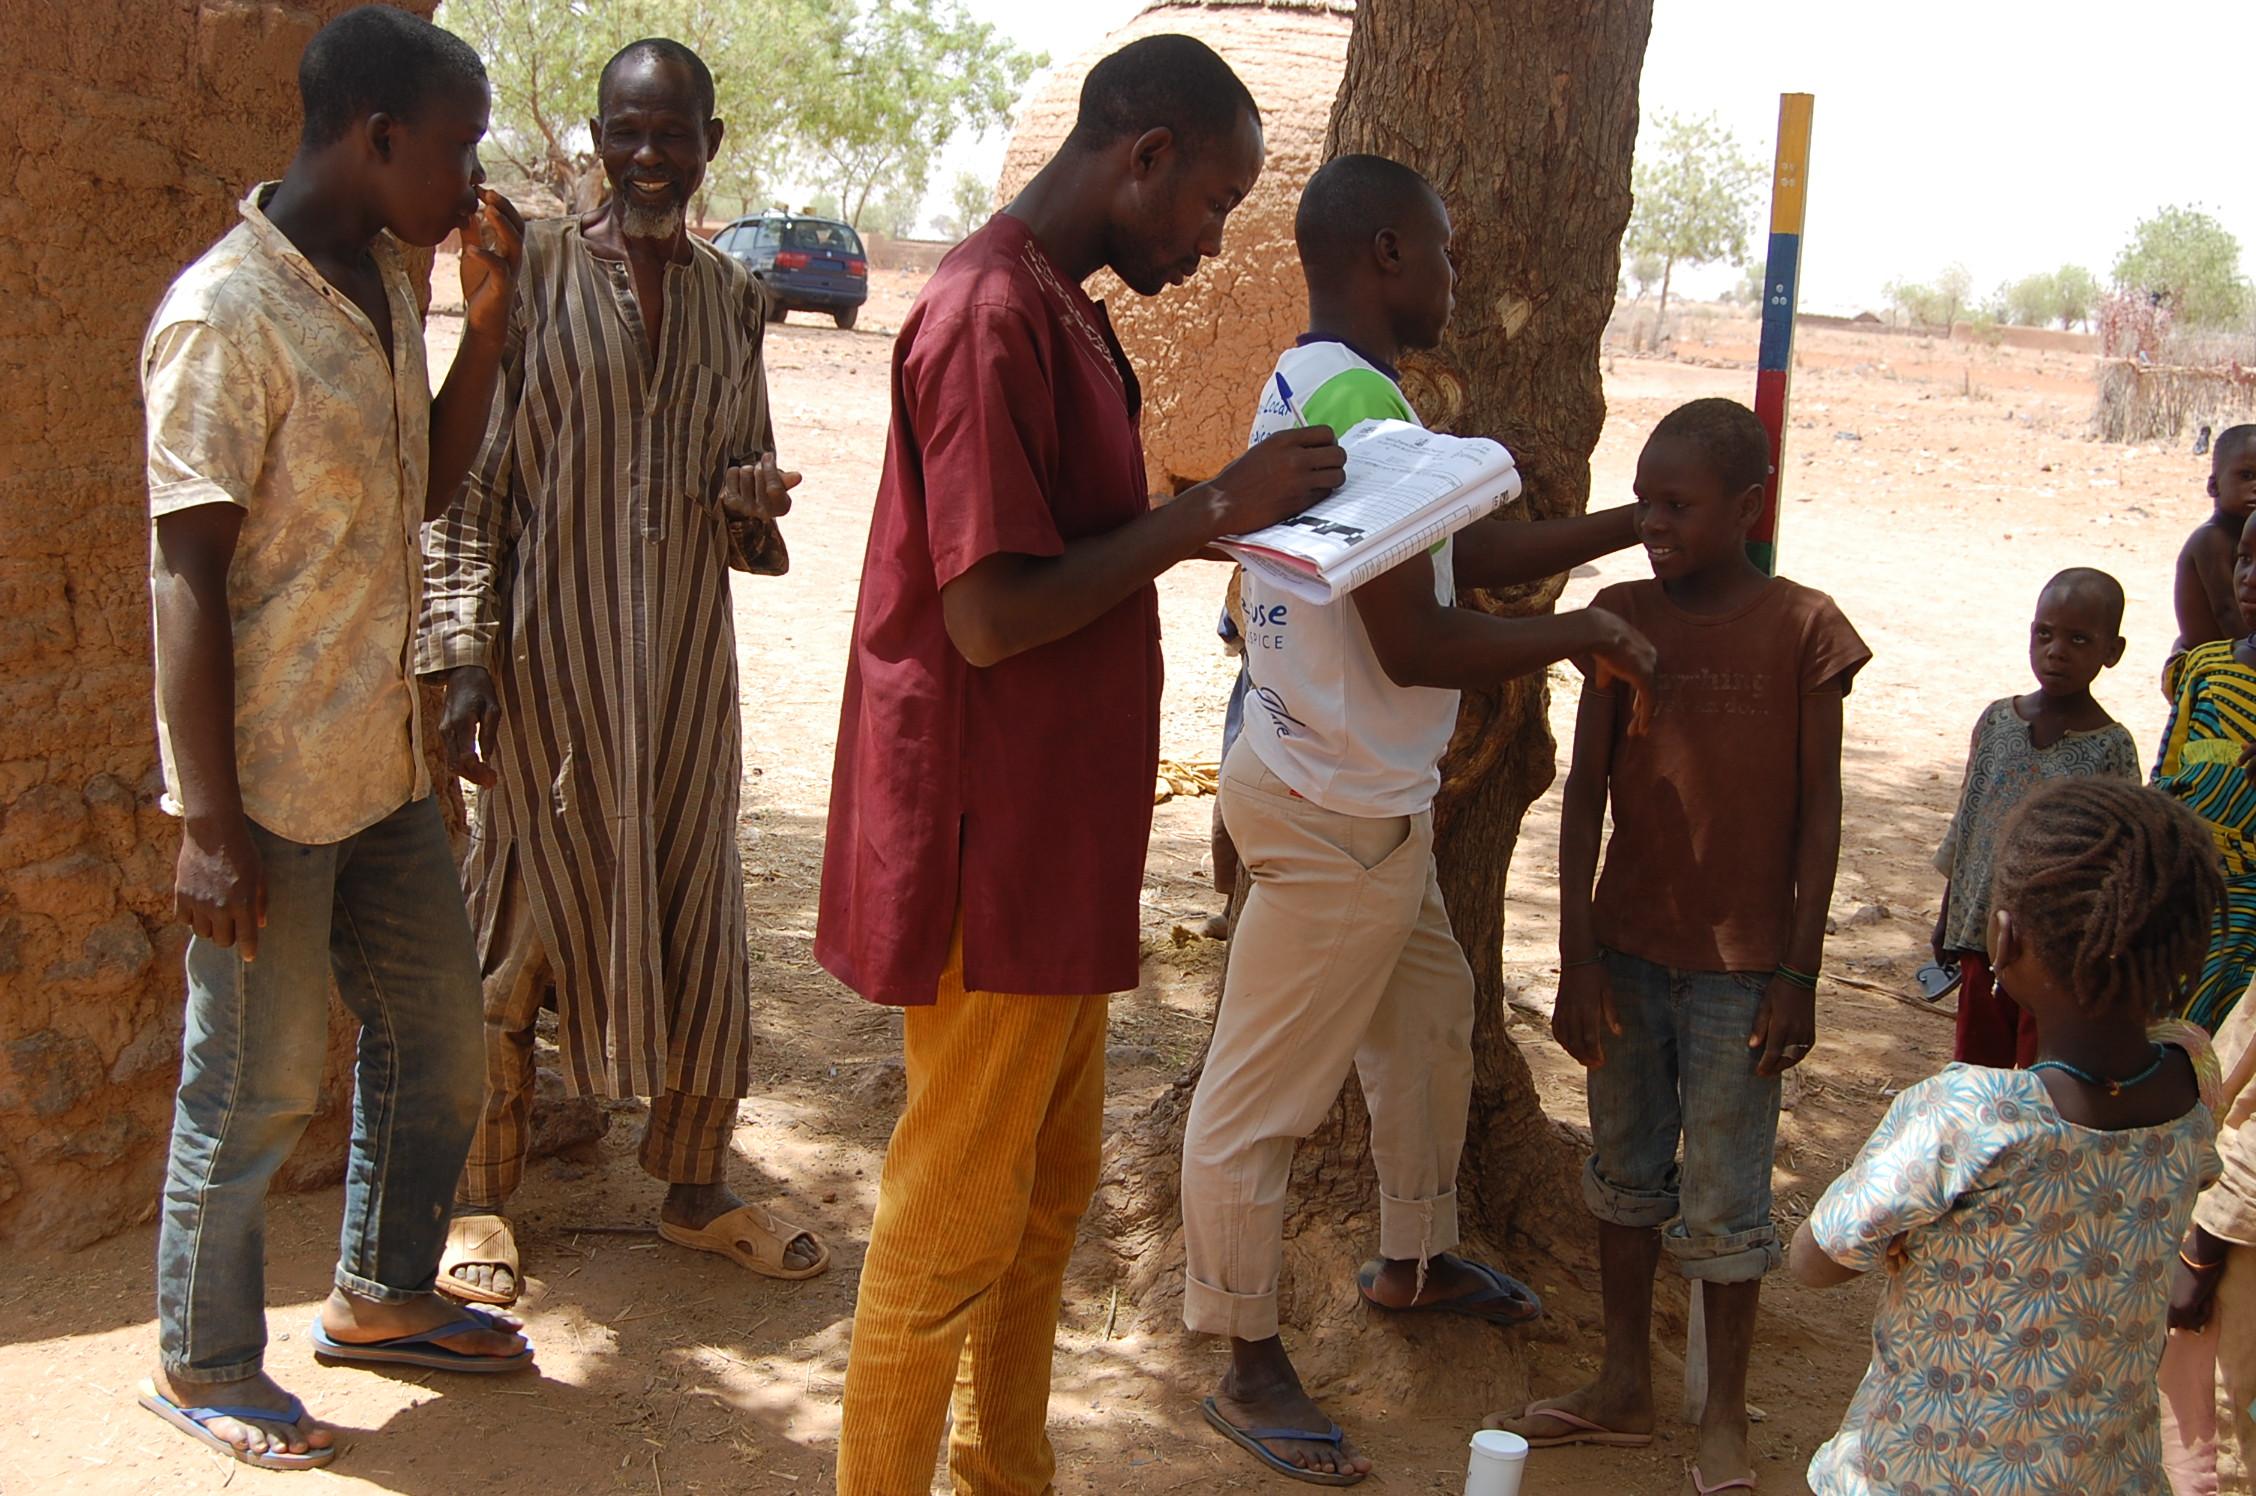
left=1182, top=154, right=1656, bottom=1483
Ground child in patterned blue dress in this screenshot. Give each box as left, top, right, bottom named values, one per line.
left=1792, top=777, right=2226, bottom=1496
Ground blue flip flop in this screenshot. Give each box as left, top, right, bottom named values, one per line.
left=1200, top=1396, right=1366, bottom=1486
left=138, top=1380, right=337, bottom=1470
left=310, top=1303, right=533, bottom=1374
left=1356, top=1256, right=1545, bottom=1328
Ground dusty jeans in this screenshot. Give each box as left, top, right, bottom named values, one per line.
left=155, top=796, right=483, bottom=1382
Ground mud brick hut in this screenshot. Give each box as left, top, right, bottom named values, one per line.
left=998, top=0, right=1356, bottom=495
left=0, top=0, right=441, bottom=1249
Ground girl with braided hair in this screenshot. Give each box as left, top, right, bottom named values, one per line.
left=1792, top=777, right=2225, bottom=1496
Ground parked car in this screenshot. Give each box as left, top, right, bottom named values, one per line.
left=714, top=214, right=870, bottom=330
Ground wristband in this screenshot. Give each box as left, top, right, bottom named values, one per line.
left=1775, top=964, right=1820, bottom=991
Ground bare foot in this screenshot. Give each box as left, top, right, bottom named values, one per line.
left=1212, top=1340, right=1371, bottom=1479
left=443, top=1209, right=516, bottom=1301
left=662, top=1180, right=823, bottom=1272
left=1694, top=1407, right=1756, bottom=1490
left=1360, top=1252, right=1496, bottom=1308
left=319, top=1288, right=526, bottom=1360
left=151, top=1368, right=332, bottom=1460
left=1489, top=1374, right=1656, bottom=1442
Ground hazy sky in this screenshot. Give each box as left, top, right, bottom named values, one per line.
left=936, top=0, right=2254, bottom=314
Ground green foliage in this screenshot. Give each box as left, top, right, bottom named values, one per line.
left=1626, top=111, right=1763, bottom=319
left=936, top=169, right=994, bottom=241
left=2053, top=264, right=2100, bottom=329
left=1884, top=262, right=1972, bottom=329
left=438, top=0, right=1037, bottom=231
left=444, top=0, right=830, bottom=218
left=796, top=0, right=1040, bottom=231
left=1624, top=252, right=1664, bottom=299
left=2113, top=205, right=2250, bottom=328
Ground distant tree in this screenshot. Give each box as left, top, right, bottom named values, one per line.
left=1728, top=261, right=1766, bottom=307
left=798, top=0, right=1040, bottom=231
left=1623, top=251, right=1664, bottom=300
left=1884, top=262, right=1972, bottom=329
left=2001, top=271, right=2062, bottom=328
left=442, top=0, right=830, bottom=220
left=2113, top=205, right=2250, bottom=329
left=2052, top=264, right=2100, bottom=330
left=950, top=169, right=994, bottom=240
left=1625, top=111, right=1762, bottom=334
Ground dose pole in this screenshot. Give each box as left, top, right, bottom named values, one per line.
left=1685, top=91, right=1814, bottom=1431
left=1747, top=92, right=1813, bottom=575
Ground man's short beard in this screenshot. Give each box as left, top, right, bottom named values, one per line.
left=620, top=196, right=684, bottom=240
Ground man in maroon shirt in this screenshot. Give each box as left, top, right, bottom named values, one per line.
left=819, top=34, right=1348, bottom=1493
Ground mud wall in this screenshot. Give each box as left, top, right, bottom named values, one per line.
left=999, top=0, right=1355, bottom=493
left=0, top=0, right=437, bottom=1248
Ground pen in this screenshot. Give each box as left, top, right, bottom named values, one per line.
left=1273, top=371, right=1309, bottom=428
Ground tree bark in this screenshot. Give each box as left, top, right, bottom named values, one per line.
left=1657, top=257, right=1675, bottom=348
left=1096, top=0, right=1654, bottom=1396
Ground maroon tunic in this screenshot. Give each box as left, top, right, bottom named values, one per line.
left=816, top=215, right=1161, bottom=1004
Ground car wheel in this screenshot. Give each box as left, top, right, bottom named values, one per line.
left=833, top=306, right=859, bottom=331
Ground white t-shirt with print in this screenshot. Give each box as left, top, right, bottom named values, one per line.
left=1238, top=341, right=1459, bottom=817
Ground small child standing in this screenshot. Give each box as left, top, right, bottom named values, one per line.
left=1503, top=398, right=1870, bottom=1494
left=2175, top=424, right=2256, bottom=652
left=1793, top=777, right=2224, bottom=1496
left=2154, top=518, right=2256, bottom=1034
left=1934, top=569, right=2139, bottom=1067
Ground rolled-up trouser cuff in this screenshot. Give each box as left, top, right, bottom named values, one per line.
left=1583, top=1156, right=1679, bottom=1230
left=1378, top=1186, right=1461, bottom=1264
left=334, top=1265, right=428, bottom=1304
left=1184, top=1271, right=1279, bottom=1341
left=1664, top=1223, right=1780, bottom=1283
left=160, top=1351, right=264, bottom=1384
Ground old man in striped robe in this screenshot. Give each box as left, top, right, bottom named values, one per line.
left=417, top=36, right=827, bottom=1304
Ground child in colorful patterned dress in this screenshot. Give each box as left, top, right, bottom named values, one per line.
left=1794, top=777, right=2225, bottom=1496
left=2154, top=518, right=2256, bottom=1035
left=1934, top=569, right=2139, bottom=1067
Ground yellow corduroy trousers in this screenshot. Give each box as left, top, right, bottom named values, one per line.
left=835, top=935, right=1108, bottom=1495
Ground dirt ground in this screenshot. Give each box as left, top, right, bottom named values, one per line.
left=0, top=271, right=2215, bottom=1495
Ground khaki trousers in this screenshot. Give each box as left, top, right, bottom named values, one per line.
left=835, top=929, right=1108, bottom=1495
left=2164, top=1242, right=2256, bottom=1496
left=1180, top=739, right=1476, bottom=1341
left=457, top=871, right=735, bottom=1208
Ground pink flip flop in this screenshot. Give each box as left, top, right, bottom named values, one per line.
left=1496, top=1402, right=1654, bottom=1449
left=1687, top=1462, right=1757, bottom=1494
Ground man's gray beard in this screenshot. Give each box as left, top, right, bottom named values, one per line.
left=620, top=196, right=683, bottom=240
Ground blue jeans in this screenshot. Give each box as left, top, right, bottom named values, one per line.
left=1581, top=949, right=1782, bottom=1283
left=156, top=796, right=483, bottom=1382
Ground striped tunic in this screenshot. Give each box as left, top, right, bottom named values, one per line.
left=418, top=217, right=782, bottom=1099
left=2156, top=638, right=2256, bottom=1032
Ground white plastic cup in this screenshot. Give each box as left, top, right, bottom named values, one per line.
left=1465, top=1428, right=1529, bottom=1496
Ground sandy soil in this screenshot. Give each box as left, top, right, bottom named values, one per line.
left=2, top=275, right=2215, bottom=1495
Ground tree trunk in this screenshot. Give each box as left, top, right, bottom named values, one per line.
left=1094, top=0, right=1655, bottom=1414
left=1657, top=257, right=1675, bottom=348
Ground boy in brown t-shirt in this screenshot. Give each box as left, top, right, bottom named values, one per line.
left=1500, top=398, right=1869, bottom=1493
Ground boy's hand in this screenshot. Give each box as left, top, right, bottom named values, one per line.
left=1198, top=427, right=1347, bottom=539
left=2239, top=740, right=2256, bottom=786
left=1579, top=607, right=1657, bottom=735
left=176, top=813, right=267, bottom=962
left=1750, top=976, right=1816, bottom=1076
left=721, top=453, right=801, bottom=524
left=439, top=665, right=503, bottom=787
left=459, top=188, right=526, bottom=342
left=1553, top=960, right=1621, bottom=1068
left=2171, top=1226, right=2232, bottom=1332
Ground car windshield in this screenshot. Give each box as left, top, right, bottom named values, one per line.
left=779, top=222, right=862, bottom=257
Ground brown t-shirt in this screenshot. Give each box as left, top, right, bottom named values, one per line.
left=1589, top=576, right=1871, bottom=973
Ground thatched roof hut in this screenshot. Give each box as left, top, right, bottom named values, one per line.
left=998, top=0, right=1355, bottom=492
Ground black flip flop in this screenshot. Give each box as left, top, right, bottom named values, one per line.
left=1200, top=1397, right=1366, bottom=1486
left=1356, top=1256, right=1544, bottom=1327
